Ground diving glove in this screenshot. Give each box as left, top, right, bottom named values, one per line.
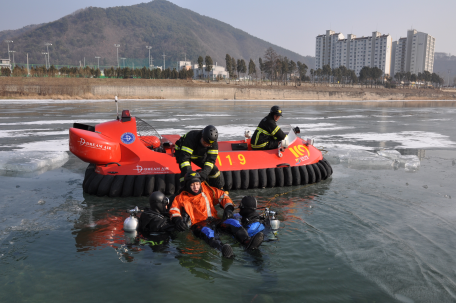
left=172, top=216, right=188, bottom=232
left=223, top=205, right=235, bottom=220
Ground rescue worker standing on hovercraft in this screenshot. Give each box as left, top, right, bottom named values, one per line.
left=174, top=125, right=222, bottom=189
left=251, top=106, right=287, bottom=150
left=169, top=172, right=264, bottom=258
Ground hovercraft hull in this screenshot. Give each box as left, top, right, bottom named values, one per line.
left=70, top=116, right=332, bottom=197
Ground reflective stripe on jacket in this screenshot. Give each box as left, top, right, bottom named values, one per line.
left=251, top=114, right=286, bottom=149
left=169, top=182, right=233, bottom=224
left=175, top=130, right=219, bottom=175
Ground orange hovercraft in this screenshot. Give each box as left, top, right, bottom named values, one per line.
left=69, top=101, right=333, bottom=198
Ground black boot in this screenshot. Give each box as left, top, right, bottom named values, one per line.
left=244, top=232, right=264, bottom=250
left=208, top=238, right=234, bottom=258
left=221, top=244, right=234, bottom=258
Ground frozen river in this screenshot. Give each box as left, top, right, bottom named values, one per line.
left=0, top=99, right=455, bottom=303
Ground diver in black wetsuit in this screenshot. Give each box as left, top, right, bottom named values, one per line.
left=239, top=196, right=265, bottom=237
left=138, top=191, right=175, bottom=235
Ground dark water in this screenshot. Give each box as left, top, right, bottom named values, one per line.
left=1, top=100, right=455, bottom=303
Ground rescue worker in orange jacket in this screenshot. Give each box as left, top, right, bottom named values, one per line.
left=169, top=172, right=264, bottom=258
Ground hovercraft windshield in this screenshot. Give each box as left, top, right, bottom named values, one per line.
left=136, top=118, right=163, bottom=150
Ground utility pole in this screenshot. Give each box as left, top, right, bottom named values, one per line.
left=9, top=51, right=16, bottom=70
left=121, top=58, right=126, bottom=68
left=45, top=43, right=52, bottom=68
left=162, top=53, right=166, bottom=70
left=27, top=53, right=29, bottom=76
left=448, top=69, right=452, bottom=87
left=42, top=52, right=48, bottom=68
left=146, top=46, right=152, bottom=69
left=5, top=40, right=13, bottom=61
left=114, top=44, right=120, bottom=68
left=95, top=56, right=101, bottom=69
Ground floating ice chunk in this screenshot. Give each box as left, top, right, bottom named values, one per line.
left=397, top=155, right=421, bottom=172
left=0, top=151, right=69, bottom=176
left=347, top=154, right=395, bottom=170
left=324, top=149, right=374, bottom=165
left=377, top=149, right=402, bottom=160
left=339, top=150, right=376, bottom=163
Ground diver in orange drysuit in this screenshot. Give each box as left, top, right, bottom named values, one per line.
left=169, top=172, right=264, bottom=258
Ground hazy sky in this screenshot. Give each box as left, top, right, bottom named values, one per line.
left=1, top=0, right=455, bottom=57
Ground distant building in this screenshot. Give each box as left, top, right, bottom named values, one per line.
left=391, top=29, right=435, bottom=76
left=315, top=30, right=392, bottom=77
left=0, top=59, right=11, bottom=70
left=178, top=61, right=192, bottom=70
left=434, top=52, right=447, bottom=59
left=192, top=63, right=229, bottom=80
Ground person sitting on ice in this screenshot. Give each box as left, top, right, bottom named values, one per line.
left=251, top=105, right=287, bottom=150
left=169, top=172, right=264, bottom=258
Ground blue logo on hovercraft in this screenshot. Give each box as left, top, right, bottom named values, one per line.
left=121, top=132, right=135, bottom=144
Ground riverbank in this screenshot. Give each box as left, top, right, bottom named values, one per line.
left=1, top=77, right=456, bottom=102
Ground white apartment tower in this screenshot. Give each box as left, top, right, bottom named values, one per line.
left=391, top=29, right=435, bottom=76
left=315, top=30, right=392, bottom=76
left=315, top=30, right=344, bottom=69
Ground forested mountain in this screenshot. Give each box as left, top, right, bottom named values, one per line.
left=0, top=24, right=42, bottom=46
left=0, top=0, right=313, bottom=69
left=433, top=54, right=456, bottom=86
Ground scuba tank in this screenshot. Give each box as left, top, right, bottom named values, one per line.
left=263, top=208, right=280, bottom=230
left=124, top=206, right=140, bottom=232
left=268, top=211, right=280, bottom=231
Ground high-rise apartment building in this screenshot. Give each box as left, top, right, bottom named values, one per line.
left=315, top=30, right=392, bottom=76
left=391, top=29, right=435, bottom=76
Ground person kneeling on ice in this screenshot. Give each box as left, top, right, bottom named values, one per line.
left=238, top=196, right=265, bottom=237
left=169, top=172, right=264, bottom=258
left=138, top=191, right=175, bottom=235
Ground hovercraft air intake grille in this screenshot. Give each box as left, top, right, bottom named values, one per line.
left=136, top=117, right=162, bottom=149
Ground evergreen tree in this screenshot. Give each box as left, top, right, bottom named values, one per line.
left=205, top=56, right=213, bottom=81
left=281, top=58, right=289, bottom=84
left=231, top=57, right=236, bottom=79
left=248, top=59, right=256, bottom=82
left=197, top=56, right=204, bottom=79
left=259, top=57, right=264, bottom=81
left=240, top=59, right=247, bottom=79
left=296, top=61, right=308, bottom=81
left=205, top=56, right=213, bottom=72
left=289, top=60, right=296, bottom=81
left=225, top=54, right=232, bottom=77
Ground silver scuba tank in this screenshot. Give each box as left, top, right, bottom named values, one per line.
left=123, top=206, right=140, bottom=232
left=269, top=211, right=280, bottom=231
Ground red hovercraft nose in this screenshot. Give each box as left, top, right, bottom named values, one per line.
left=121, top=110, right=131, bottom=122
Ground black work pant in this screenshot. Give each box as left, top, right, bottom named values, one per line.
left=252, top=140, right=279, bottom=150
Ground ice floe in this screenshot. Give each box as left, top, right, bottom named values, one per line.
left=324, top=149, right=420, bottom=171
left=0, top=151, right=69, bottom=176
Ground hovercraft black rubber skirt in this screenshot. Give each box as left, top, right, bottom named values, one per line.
left=82, top=158, right=333, bottom=197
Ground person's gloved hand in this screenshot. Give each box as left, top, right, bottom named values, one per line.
left=172, top=216, right=188, bottom=231
left=198, top=170, right=208, bottom=181
left=223, top=205, right=235, bottom=220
